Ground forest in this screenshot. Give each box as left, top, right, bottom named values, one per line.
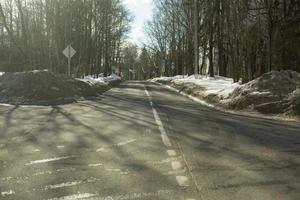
left=144, top=0, right=300, bottom=82
left=0, top=0, right=131, bottom=76
left=0, top=0, right=299, bottom=83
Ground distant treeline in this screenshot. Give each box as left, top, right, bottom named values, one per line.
left=145, top=0, right=300, bottom=82
left=0, top=0, right=131, bottom=76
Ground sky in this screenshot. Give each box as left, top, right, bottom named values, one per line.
left=123, top=0, right=154, bottom=45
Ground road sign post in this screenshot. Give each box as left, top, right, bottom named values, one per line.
left=63, top=45, right=76, bottom=76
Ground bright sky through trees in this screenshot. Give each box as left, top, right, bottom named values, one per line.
left=123, top=0, right=153, bottom=45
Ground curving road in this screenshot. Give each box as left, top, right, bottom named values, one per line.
left=0, top=81, right=299, bottom=200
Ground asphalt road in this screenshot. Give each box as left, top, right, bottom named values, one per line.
left=0, top=81, right=300, bottom=200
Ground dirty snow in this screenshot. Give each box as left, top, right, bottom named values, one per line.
left=178, top=75, right=240, bottom=98
left=96, top=147, right=105, bottom=152
left=1, top=177, right=13, bottom=181
left=114, top=139, right=136, bottom=147
left=88, top=163, right=103, bottom=167
left=105, top=168, right=121, bottom=172
left=1, top=190, right=15, bottom=197
left=44, top=181, right=82, bottom=190
left=78, top=75, right=107, bottom=86
left=0, top=70, right=98, bottom=105
left=47, top=193, right=96, bottom=200
left=98, top=190, right=171, bottom=200
left=228, top=70, right=300, bottom=115
left=152, top=75, right=187, bottom=82
left=33, top=171, right=53, bottom=176
left=152, top=75, right=240, bottom=99
left=152, top=70, right=300, bottom=118
left=79, top=73, right=121, bottom=86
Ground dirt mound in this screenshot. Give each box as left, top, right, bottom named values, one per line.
left=228, top=70, right=300, bottom=116
left=0, top=70, right=107, bottom=105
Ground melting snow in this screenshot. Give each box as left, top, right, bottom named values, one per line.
left=0, top=103, right=12, bottom=107
left=33, top=171, right=53, bottom=176
left=96, top=147, right=105, bottom=152
left=1, top=177, right=13, bottom=181
left=99, top=190, right=171, bottom=200
left=47, top=193, right=96, bottom=200
left=56, top=168, right=76, bottom=173
left=152, top=75, right=241, bottom=99
left=1, top=190, right=15, bottom=197
left=78, top=73, right=121, bottom=86
left=153, top=157, right=179, bottom=164
left=105, top=168, right=121, bottom=172
left=114, top=139, right=136, bottom=147
left=88, top=163, right=103, bottom=167
left=45, top=181, right=82, bottom=190
left=250, top=91, right=272, bottom=96
left=78, top=76, right=107, bottom=85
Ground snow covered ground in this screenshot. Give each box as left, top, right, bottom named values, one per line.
left=78, top=73, right=121, bottom=86
left=0, top=70, right=111, bottom=105
left=152, top=75, right=241, bottom=99
left=151, top=71, right=300, bottom=120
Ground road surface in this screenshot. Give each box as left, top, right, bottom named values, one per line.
left=0, top=81, right=300, bottom=200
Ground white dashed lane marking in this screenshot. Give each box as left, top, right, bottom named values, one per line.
left=144, top=87, right=172, bottom=147
left=25, top=156, right=75, bottom=166
left=145, top=85, right=196, bottom=200
left=144, top=86, right=192, bottom=187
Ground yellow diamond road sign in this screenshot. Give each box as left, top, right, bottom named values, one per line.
left=63, top=45, right=76, bottom=59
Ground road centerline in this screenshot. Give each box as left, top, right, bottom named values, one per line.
left=144, top=86, right=172, bottom=147
left=144, top=85, right=193, bottom=193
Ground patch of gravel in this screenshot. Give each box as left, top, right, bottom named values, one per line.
left=0, top=70, right=110, bottom=105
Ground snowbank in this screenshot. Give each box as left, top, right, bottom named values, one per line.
left=152, top=75, right=187, bottom=83
left=228, top=70, right=300, bottom=116
left=174, top=75, right=240, bottom=99
left=78, top=73, right=121, bottom=86
left=151, top=70, right=300, bottom=118
left=152, top=74, right=240, bottom=100
left=0, top=70, right=109, bottom=105
left=78, top=75, right=107, bottom=86
left=104, top=73, right=122, bottom=86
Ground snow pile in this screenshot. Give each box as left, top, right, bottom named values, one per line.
left=104, top=73, right=122, bottom=85
left=152, top=70, right=300, bottom=117
left=79, top=73, right=121, bottom=86
left=152, top=75, right=187, bottom=83
left=79, top=75, right=107, bottom=86
left=0, top=72, right=4, bottom=76
left=174, top=75, right=240, bottom=99
left=152, top=75, right=240, bottom=101
left=0, top=70, right=108, bottom=105
left=228, top=70, right=300, bottom=113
